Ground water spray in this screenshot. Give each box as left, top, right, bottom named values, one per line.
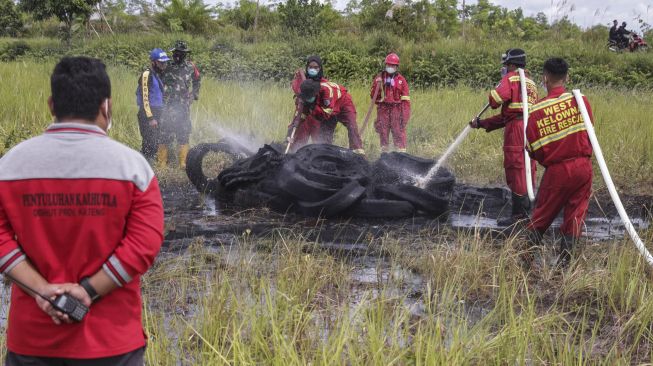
left=572, top=89, right=653, bottom=266
left=415, top=103, right=490, bottom=189
left=518, top=68, right=535, bottom=203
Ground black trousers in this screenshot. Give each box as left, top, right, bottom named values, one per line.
left=5, top=347, right=144, bottom=366
left=137, top=109, right=161, bottom=160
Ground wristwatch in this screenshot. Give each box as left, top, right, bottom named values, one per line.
left=80, top=277, right=100, bottom=302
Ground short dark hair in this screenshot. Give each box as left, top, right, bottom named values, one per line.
left=543, top=57, right=568, bottom=81
left=51, top=57, right=111, bottom=121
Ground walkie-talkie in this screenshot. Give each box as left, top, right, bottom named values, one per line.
left=5, top=273, right=88, bottom=322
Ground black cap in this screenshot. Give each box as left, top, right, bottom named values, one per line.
left=170, top=40, right=191, bottom=53
left=299, top=79, right=321, bottom=100
left=502, top=48, right=526, bottom=67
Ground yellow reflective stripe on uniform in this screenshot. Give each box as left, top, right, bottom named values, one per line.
left=142, top=70, right=153, bottom=118
left=508, top=76, right=521, bottom=82
left=530, top=123, right=586, bottom=151
left=400, top=96, right=410, bottom=101
left=327, top=82, right=342, bottom=99
left=530, top=93, right=574, bottom=113
left=490, top=90, right=503, bottom=104
left=322, top=108, right=333, bottom=115
left=320, top=82, right=334, bottom=98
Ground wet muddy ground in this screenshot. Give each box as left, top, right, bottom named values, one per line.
left=163, top=181, right=652, bottom=246
left=1, top=181, right=651, bottom=334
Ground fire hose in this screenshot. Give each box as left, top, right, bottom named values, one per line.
left=518, top=68, right=535, bottom=203
left=572, top=89, right=653, bottom=266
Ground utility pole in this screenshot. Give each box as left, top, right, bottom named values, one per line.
left=461, top=0, right=465, bottom=38
left=253, top=0, right=260, bottom=32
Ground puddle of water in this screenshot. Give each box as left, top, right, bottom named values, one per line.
left=202, top=195, right=217, bottom=217
left=450, top=214, right=650, bottom=241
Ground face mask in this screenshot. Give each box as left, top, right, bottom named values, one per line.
left=304, top=96, right=316, bottom=103
left=386, top=66, right=396, bottom=74
left=541, top=76, right=548, bottom=94
left=307, top=68, right=319, bottom=77
left=104, top=99, right=112, bottom=131
left=501, top=66, right=508, bottom=77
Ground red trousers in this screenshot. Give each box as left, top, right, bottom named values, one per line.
left=318, top=94, right=363, bottom=150
left=528, top=157, right=592, bottom=238
left=504, top=119, right=536, bottom=195
left=290, top=115, right=320, bottom=152
left=374, top=103, right=407, bottom=150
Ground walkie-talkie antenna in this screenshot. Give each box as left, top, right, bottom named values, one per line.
left=4, top=272, right=56, bottom=306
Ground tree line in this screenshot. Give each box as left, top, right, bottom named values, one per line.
left=1, top=0, right=651, bottom=44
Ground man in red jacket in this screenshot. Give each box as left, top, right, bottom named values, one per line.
left=525, top=58, right=594, bottom=267
left=0, top=57, right=164, bottom=364
left=470, top=48, right=538, bottom=226
left=298, top=79, right=365, bottom=155
left=370, top=53, right=411, bottom=152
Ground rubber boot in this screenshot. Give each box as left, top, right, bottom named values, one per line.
left=497, top=192, right=530, bottom=227
left=179, top=144, right=189, bottom=169
left=520, top=229, right=544, bottom=268
left=156, top=144, right=168, bottom=169
left=556, top=235, right=575, bottom=269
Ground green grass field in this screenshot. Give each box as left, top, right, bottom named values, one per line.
left=2, top=60, right=653, bottom=364
left=1, top=61, right=652, bottom=193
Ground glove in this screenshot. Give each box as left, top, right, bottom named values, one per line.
left=469, top=117, right=481, bottom=129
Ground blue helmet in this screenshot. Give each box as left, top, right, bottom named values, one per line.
left=149, top=48, right=170, bottom=62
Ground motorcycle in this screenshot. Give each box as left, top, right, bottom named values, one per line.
left=608, top=32, right=649, bottom=52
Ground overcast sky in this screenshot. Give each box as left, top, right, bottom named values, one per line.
left=205, top=0, right=653, bottom=30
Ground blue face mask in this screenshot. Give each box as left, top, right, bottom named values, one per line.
left=307, top=68, right=319, bottom=77
left=305, top=96, right=316, bottom=103
left=501, top=66, right=508, bottom=77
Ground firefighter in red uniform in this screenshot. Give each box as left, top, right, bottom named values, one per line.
left=525, top=58, right=594, bottom=267
left=370, top=53, right=411, bottom=152
left=287, top=56, right=326, bottom=152
left=298, top=79, right=365, bottom=154
left=470, top=48, right=538, bottom=226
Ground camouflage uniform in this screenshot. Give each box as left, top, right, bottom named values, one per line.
left=161, top=58, right=201, bottom=145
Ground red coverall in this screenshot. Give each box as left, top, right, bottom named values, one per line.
left=288, top=70, right=321, bottom=152
left=526, top=87, right=594, bottom=238
left=370, top=72, right=411, bottom=151
left=479, top=70, right=538, bottom=195
left=309, top=81, right=364, bottom=151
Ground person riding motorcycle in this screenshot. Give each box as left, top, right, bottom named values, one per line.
left=609, top=20, right=619, bottom=43
left=616, top=22, right=631, bottom=49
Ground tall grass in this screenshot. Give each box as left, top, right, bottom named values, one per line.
left=138, top=226, right=653, bottom=365
left=2, top=61, right=652, bottom=193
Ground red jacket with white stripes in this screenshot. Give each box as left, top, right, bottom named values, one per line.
left=479, top=70, right=538, bottom=131
left=526, top=86, right=594, bottom=167
left=310, top=81, right=351, bottom=122
left=0, top=123, right=164, bottom=358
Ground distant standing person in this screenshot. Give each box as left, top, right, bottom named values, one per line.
left=370, top=53, right=411, bottom=152
left=136, top=48, right=169, bottom=161
left=525, top=58, right=594, bottom=267
left=469, top=48, right=538, bottom=226
left=159, top=40, right=201, bottom=169
left=287, top=56, right=325, bottom=152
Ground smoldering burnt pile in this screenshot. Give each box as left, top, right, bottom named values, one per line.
left=185, top=141, right=455, bottom=218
